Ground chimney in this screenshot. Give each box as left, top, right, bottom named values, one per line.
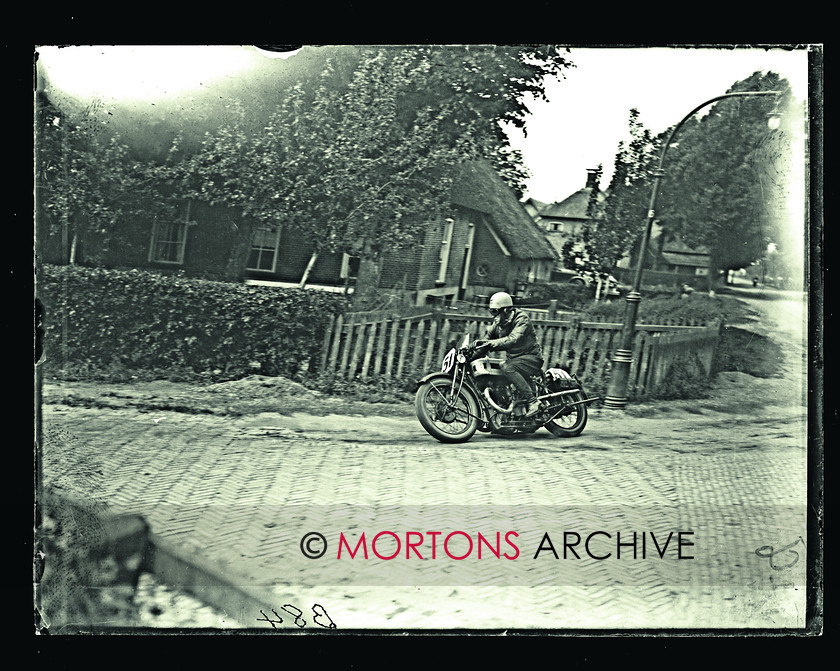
left=585, top=168, right=599, bottom=190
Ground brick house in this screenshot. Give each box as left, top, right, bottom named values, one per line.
left=37, top=159, right=557, bottom=306
left=245, top=159, right=558, bottom=305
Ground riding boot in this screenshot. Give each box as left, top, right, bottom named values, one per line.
left=523, top=396, right=542, bottom=417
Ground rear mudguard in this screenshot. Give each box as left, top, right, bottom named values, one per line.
left=415, top=372, right=488, bottom=428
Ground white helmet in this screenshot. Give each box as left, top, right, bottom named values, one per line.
left=488, top=292, right=513, bottom=310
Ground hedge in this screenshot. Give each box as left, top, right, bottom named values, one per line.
left=38, top=265, right=348, bottom=380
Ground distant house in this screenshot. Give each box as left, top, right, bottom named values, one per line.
left=521, top=197, right=548, bottom=220
left=652, top=237, right=711, bottom=276
left=525, top=169, right=606, bottom=263
left=527, top=171, right=712, bottom=280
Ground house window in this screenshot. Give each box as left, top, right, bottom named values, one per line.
left=149, top=220, right=188, bottom=264
left=437, top=218, right=455, bottom=284
left=340, top=253, right=360, bottom=280
left=247, top=224, right=281, bottom=272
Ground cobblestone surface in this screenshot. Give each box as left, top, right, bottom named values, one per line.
left=40, top=398, right=809, bottom=631
left=37, top=292, right=814, bottom=632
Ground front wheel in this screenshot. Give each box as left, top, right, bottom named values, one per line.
left=544, top=392, right=588, bottom=437
left=415, top=380, right=480, bottom=443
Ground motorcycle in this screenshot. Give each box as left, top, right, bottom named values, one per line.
left=414, top=332, right=600, bottom=443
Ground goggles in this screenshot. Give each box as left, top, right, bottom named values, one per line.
left=489, top=308, right=501, bottom=316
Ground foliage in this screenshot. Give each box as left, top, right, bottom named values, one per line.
left=35, top=92, right=170, bottom=264
left=656, top=71, right=800, bottom=284
left=38, top=264, right=347, bottom=381
left=655, top=352, right=712, bottom=400
left=157, top=46, right=573, bottom=286
left=523, top=282, right=601, bottom=310
left=38, top=46, right=573, bottom=287
left=579, top=292, right=756, bottom=325
left=579, top=112, right=660, bottom=270
left=573, top=71, right=802, bottom=292
left=713, top=325, right=785, bottom=377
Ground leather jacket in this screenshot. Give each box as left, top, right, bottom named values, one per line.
left=484, top=307, right=543, bottom=359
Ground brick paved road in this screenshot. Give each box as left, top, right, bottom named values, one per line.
left=41, top=398, right=809, bottom=631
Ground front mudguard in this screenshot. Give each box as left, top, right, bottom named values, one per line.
left=414, top=373, right=489, bottom=430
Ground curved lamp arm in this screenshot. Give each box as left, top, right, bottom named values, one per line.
left=632, top=90, right=782, bottom=292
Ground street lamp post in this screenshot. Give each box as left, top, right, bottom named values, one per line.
left=603, top=90, right=781, bottom=409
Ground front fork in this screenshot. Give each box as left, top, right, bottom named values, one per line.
left=424, top=370, right=488, bottom=426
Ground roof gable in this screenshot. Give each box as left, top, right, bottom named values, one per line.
left=538, top=188, right=605, bottom=220
left=449, top=160, right=558, bottom=261
left=661, top=238, right=710, bottom=255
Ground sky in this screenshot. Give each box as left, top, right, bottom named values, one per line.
left=35, top=44, right=813, bottom=204
left=505, top=45, right=811, bottom=203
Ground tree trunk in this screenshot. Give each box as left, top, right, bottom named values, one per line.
left=69, top=231, right=78, bottom=265
left=299, top=250, right=319, bottom=289
left=706, top=255, right=722, bottom=294
left=223, top=218, right=255, bottom=282
left=353, top=243, right=384, bottom=310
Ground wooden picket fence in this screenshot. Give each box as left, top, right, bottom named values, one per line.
left=318, top=309, right=722, bottom=400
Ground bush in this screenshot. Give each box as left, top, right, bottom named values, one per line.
left=713, top=326, right=786, bottom=377
left=579, top=293, right=756, bottom=325
left=38, top=265, right=348, bottom=381
left=523, top=282, right=597, bottom=310
left=653, top=352, right=711, bottom=400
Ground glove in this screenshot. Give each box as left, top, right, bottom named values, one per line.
left=474, top=340, right=493, bottom=351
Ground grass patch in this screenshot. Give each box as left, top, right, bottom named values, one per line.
left=714, top=326, right=785, bottom=377
left=580, top=293, right=757, bottom=325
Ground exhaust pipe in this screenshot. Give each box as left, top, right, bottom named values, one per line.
left=483, top=387, right=516, bottom=414
left=536, top=388, right=581, bottom=402
left=484, top=387, right=584, bottom=415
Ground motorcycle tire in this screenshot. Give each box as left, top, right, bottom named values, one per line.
left=544, top=391, right=588, bottom=437
left=415, top=380, right=480, bottom=443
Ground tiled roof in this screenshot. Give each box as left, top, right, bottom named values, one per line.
left=661, top=251, right=709, bottom=267
left=538, top=188, right=605, bottom=220
left=660, top=238, right=710, bottom=255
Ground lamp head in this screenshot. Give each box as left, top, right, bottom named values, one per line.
left=767, top=112, right=782, bottom=131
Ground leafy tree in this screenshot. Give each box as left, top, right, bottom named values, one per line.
left=39, top=46, right=573, bottom=290
left=576, top=111, right=660, bottom=271
left=170, top=45, right=573, bottom=288
left=574, top=71, right=801, bottom=292
left=655, top=71, right=797, bottom=288
left=35, top=92, right=162, bottom=264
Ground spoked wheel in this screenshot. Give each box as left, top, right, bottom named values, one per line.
left=544, top=391, right=588, bottom=437
left=415, top=380, right=480, bottom=443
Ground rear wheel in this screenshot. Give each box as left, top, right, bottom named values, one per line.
left=544, top=392, right=588, bottom=437
left=415, top=380, right=480, bottom=443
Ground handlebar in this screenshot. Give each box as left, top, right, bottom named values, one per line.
left=463, top=343, right=492, bottom=361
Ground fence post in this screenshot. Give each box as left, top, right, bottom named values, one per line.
left=360, top=321, right=377, bottom=381
left=423, top=317, right=440, bottom=371
left=319, top=314, right=335, bottom=373
left=396, top=318, right=412, bottom=378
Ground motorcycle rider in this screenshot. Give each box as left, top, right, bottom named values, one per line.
left=474, top=292, right=543, bottom=417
